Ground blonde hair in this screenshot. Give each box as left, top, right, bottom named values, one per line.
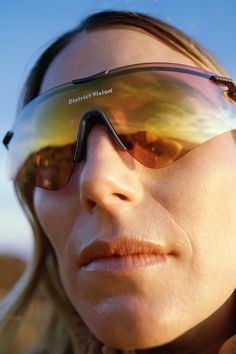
left=0, top=10, right=228, bottom=354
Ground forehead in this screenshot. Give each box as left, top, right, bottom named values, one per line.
left=40, top=26, right=196, bottom=94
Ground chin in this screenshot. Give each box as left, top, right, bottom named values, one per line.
left=81, top=302, right=188, bottom=351
left=92, top=320, right=184, bottom=351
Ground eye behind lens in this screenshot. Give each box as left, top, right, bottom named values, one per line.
left=118, top=132, right=190, bottom=168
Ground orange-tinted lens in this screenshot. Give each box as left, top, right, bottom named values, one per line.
left=6, top=66, right=236, bottom=190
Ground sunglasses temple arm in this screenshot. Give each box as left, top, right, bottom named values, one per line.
left=2, top=131, right=14, bottom=150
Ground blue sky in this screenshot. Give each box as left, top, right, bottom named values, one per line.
left=1, top=0, right=236, bottom=259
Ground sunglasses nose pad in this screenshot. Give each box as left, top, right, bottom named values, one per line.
left=73, top=109, right=127, bottom=162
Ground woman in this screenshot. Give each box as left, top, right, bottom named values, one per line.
left=1, top=9, right=236, bottom=354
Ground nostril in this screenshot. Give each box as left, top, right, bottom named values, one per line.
left=85, top=199, right=97, bottom=211
left=113, top=193, right=129, bottom=201
left=83, top=193, right=129, bottom=212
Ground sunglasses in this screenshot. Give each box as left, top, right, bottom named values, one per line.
left=3, top=62, right=236, bottom=190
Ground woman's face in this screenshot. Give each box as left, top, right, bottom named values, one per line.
left=34, top=27, right=236, bottom=351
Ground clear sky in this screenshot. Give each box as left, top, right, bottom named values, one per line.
left=1, top=0, right=236, bottom=260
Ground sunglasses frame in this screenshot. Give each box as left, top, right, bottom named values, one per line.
left=3, top=62, right=236, bottom=151
left=2, top=62, right=236, bottom=190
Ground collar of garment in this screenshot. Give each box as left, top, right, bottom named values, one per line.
left=101, top=334, right=236, bottom=353
left=218, top=334, right=236, bottom=354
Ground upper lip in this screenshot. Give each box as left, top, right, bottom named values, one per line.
left=78, top=238, right=172, bottom=266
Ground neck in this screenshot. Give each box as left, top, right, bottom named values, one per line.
left=136, top=293, right=236, bottom=354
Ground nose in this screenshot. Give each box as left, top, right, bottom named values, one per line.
left=77, top=125, right=144, bottom=213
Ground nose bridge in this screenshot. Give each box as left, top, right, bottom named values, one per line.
left=77, top=115, right=143, bottom=213
left=73, top=109, right=126, bottom=163
left=75, top=109, right=144, bottom=212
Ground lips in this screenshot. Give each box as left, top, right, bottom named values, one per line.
left=78, top=238, right=172, bottom=268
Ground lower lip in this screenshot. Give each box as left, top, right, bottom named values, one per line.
left=82, top=254, right=167, bottom=272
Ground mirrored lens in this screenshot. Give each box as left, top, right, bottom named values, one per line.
left=7, top=79, right=103, bottom=189
left=101, top=69, right=236, bottom=168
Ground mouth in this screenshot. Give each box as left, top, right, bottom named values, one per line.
left=78, top=238, right=173, bottom=272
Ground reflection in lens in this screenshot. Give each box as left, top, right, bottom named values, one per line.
left=15, top=143, right=76, bottom=190
left=119, top=132, right=197, bottom=168
left=106, top=71, right=236, bottom=168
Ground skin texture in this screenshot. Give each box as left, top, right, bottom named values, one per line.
left=34, top=27, right=236, bottom=353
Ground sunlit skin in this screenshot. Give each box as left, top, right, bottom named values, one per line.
left=33, top=27, right=236, bottom=353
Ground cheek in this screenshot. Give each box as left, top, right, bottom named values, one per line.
left=33, top=186, right=88, bottom=301
left=156, top=135, right=236, bottom=287
left=33, top=187, right=77, bottom=261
